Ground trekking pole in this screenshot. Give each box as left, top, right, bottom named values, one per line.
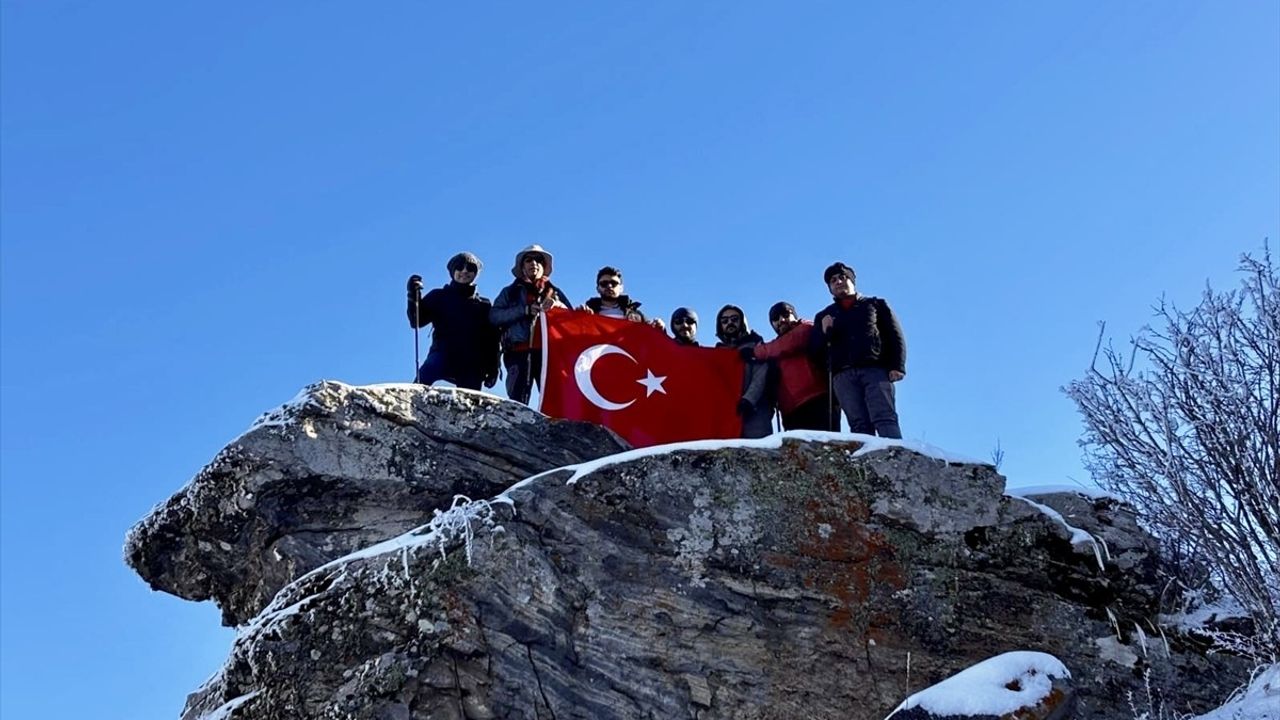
left=412, top=289, right=421, bottom=383
left=826, top=339, right=835, bottom=432
left=523, top=306, right=539, bottom=405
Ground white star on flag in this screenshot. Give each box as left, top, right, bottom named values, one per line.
left=636, top=369, right=667, bottom=397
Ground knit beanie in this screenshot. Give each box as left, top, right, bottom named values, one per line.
left=768, top=301, right=796, bottom=322
left=823, top=262, right=856, bottom=284
left=670, top=307, right=698, bottom=325
left=447, top=251, right=483, bottom=275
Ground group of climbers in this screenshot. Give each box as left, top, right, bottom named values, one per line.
left=406, top=246, right=907, bottom=439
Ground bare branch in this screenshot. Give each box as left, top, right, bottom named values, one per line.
left=1063, top=242, right=1280, bottom=650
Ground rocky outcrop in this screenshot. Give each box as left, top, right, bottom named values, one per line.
left=125, top=382, right=1248, bottom=720
left=125, top=381, right=629, bottom=625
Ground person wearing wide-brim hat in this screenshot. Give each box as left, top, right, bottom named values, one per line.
left=488, top=244, right=572, bottom=404
left=405, top=252, right=501, bottom=390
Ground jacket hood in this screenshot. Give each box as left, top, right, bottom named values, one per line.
left=714, top=304, right=753, bottom=343
left=511, top=244, right=554, bottom=279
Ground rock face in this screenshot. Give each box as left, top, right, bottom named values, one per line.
left=125, top=381, right=630, bottom=625
left=127, top=383, right=1248, bottom=719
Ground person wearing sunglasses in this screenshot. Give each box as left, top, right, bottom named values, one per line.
left=669, top=307, right=700, bottom=346
left=490, top=245, right=572, bottom=404
left=580, top=266, right=666, bottom=331
left=809, top=262, right=906, bottom=438
left=716, top=304, right=777, bottom=439
left=405, top=251, right=500, bottom=391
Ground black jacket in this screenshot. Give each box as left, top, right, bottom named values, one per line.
left=489, top=280, right=572, bottom=352
left=408, top=281, right=500, bottom=380
left=809, top=295, right=906, bottom=374
left=585, top=295, right=646, bottom=322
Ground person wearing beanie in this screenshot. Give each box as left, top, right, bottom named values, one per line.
left=715, top=304, right=776, bottom=439
left=579, top=266, right=666, bottom=331
left=488, top=244, right=571, bottom=404
left=809, top=262, right=906, bottom=438
left=405, top=252, right=500, bottom=391
left=669, top=307, right=700, bottom=346
left=739, top=301, right=838, bottom=430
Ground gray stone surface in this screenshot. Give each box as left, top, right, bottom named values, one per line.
left=124, top=381, right=629, bottom=625
left=149, top=424, right=1247, bottom=720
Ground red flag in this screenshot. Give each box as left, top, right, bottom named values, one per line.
left=538, top=310, right=744, bottom=447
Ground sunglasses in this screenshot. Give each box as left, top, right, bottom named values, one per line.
left=718, top=315, right=742, bottom=324
left=597, top=280, right=620, bottom=288
left=673, top=318, right=696, bottom=326
left=457, top=263, right=479, bottom=273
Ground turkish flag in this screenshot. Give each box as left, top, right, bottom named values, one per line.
left=537, top=310, right=745, bottom=447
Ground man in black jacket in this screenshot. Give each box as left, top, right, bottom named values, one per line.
left=809, top=262, right=906, bottom=438
left=580, top=266, right=665, bottom=331
left=406, top=252, right=500, bottom=391
left=489, top=245, right=571, bottom=405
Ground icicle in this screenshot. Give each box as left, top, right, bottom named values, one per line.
left=1134, top=622, right=1149, bottom=658
left=1106, top=607, right=1122, bottom=640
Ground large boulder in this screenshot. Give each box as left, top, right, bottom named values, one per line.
left=125, top=381, right=630, bottom=625
left=163, top=428, right=1247, bottom=720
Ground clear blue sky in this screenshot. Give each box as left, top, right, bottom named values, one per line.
left=2, top=2, right=1276, bottom=718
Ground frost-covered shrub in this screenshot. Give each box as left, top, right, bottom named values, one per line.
left=1064, top=245, right=1279, bottom=652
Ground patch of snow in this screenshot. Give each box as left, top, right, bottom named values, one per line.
left=1190, top=663, right=1279, bottom=720
left=240, top=384, right=323, bottom=437
left=197, top=690, right=260, bottom=720
left=887, top=651, right=1070, bottom=718
left=234, top=381, right=509, bottom=444
left=502, top=430, right=984, bottom=494
left=1008, top=495, right=1107, bottom=571
left=1160, top=590, right=1252, bottom=632
left=1005, top=483, right=1118, bottom=501
left=237, top=495, right=502, bottom=638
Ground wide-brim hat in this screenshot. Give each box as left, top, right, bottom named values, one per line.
left=512, top=244, right=554, bottom=278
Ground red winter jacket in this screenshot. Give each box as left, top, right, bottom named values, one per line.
left=751, top=320, right=825, bottom=414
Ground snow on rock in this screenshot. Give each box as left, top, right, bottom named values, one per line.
left=1010, top=495, right=1108, bottom=570
left=887, top=651, right=1071, bottom=719
left=1190, top=664, right=1279, bottom=720
left=1161, top=588, right=1253, bottom=633
left=196, top=690, right=260, bottom=720
left=125, top=380, right=627, bottom=625
left=130, top=383, right=1255, bottom=720
left=550, top=429, right=988, bottom=484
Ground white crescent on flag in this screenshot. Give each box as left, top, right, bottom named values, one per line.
left=574, top=344, right=637, bottom=411
left=573, top=343, right=669, bottom=411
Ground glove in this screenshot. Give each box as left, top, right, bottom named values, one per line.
left=407, top=274, right=424, bottom=297
left=738, top=346, right=756, bottom=361
left=484, top=373, right=498, bottom=389
left=736, top=399, right=754, bottom=417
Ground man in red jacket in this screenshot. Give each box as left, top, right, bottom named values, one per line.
left=743, top=302, right=839, bottom=431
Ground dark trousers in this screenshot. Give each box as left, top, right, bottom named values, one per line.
left=503, top=350, right=542, bottom=405
left=416, top=351, right=483, bottom=391
left=832, top=367, right=901, bottom=438
left=782, top=394, right=841, bottom=431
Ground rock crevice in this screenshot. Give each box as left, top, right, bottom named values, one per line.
left=125, top=382, right=1247, bottom=719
